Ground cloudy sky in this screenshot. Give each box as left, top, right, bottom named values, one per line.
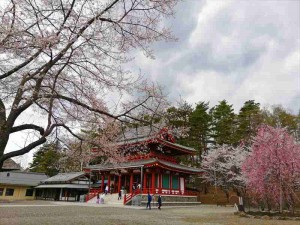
left=130, top=0, right=300, bottom=113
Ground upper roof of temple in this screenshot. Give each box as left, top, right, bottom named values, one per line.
left=115, top=126, right=196, bottom=155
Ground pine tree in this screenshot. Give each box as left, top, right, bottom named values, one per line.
left=188, top=102, right=211, bottom=162
left=237, top=100, right=262, bottom=145
left=210, top=100, right=236, bottom=145
left=165, top=101, right=193, bottom=146
left=29, top=143, right=61, bottom=176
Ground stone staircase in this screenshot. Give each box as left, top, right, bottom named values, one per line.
left=87, top=193, right=123, bottom=205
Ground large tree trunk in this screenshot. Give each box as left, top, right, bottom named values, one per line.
left=0, top=99, right=9, bottom=170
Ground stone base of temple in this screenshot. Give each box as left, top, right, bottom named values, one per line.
left=128, top=194, right=200, bottom=206
left=140, top=201, right=202, bottom=207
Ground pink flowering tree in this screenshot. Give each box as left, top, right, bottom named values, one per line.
left=0, top=0, right=178, bottom=169
left=242, top=125, right=300, bottom=212
left=201, top=145, right=249, bottom=201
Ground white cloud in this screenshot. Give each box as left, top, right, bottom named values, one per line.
left=132, top=0, right=300, bottom=113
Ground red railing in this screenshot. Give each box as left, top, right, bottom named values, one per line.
left=123, top=188, right=198, bottom=205
left=123, top=188, right=198, bottom=204
left=123, top=189, right=141, bottom=205
left=85, top=188, right=101, bottom=202
left=141, top=188, right=198, bottom=196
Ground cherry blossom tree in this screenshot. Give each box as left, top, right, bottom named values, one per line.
left=201, top=144, right=249, bottom=201
left=242, top=125, right=300, bottom=212
left=0, top=0, right=179, bottom=169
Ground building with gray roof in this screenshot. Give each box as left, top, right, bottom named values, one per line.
left=35, top=172, right=89, bottom=201
left=0, top=171, right=47, bottom=202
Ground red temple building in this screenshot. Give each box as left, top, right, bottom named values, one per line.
left=84, top=127, right=202, bottom=205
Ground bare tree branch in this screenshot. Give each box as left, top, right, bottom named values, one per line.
left=10, top=124, right=45, bottom=135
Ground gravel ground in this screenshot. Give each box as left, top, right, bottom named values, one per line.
left=0, top=203, right=299, bottom=225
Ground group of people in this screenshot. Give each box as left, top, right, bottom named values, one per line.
left=96, top=193, right=105, bottom=204
left=98, top=184, right=162, bottom=209
left=146, top=193, right=162, bottom=210
left=132, top=183, right=141, bottom=192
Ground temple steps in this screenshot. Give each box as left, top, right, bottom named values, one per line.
left=87, top=193, right=123, bottom=205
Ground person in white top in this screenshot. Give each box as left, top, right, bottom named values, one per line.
left=105, top=185, right=109, bottom=195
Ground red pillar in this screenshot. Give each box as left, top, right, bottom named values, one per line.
left=143, top=173, right=147, bottom=193
left=170, top=173, right=172, bottom=195
left=101, top=175, right=104, bottom=192
left=151, top=171, right=155, bottom=194
left=159, top=173, right=162, bottom=194
left=129, top=173, right=133, bottom=193
left=178, top=176, right=181, bottom=194
left=108, top=174, right=111, bottom=193
left=183, top=177, right=186, bottom=195
left=118, top=175, right=122, bottom=193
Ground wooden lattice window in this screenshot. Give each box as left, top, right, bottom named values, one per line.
left=162, top=174, right=170, bottom=188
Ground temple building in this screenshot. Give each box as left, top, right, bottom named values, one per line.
left=84, top=127, right=202, bottom=205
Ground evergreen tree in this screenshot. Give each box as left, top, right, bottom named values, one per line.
left=210, top=100, right=236, bottom=145
left=165, top=101, right=193, bottom=146
left=29, top=143, right=61, bottom=176
left=188, top=102, right=211, bottom=162
left=237, top=100, right=263, bottom=145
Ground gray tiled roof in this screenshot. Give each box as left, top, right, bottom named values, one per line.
left=42, top=172, right=86, bottom=183
left=87, top=158, right=157, bottom=170
left=2, top=158, right=21, bottom=171
left=0, top=171, right=48, bottom=186
left=117, top=126, right=160, bottom=143
left=87, top=158, right=202, bottom=174
left=36, top=184, right=89, bottom=189
left=159, top=139, right=196, bottom=153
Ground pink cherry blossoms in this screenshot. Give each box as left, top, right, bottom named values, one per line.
left=242, top=125, right=300, bottom=210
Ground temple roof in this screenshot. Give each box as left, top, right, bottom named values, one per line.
left=115, top=126, right=196, bottom=155
left=86, top=158, right=202, bottom=174
left=116, top=126, right=159, bottom=144
left=157, top=139, right=196, bottom=155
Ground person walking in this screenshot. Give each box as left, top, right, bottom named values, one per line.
left=96, top=193, right=100, bottom=204
left=118, top=190, right=122, bottom=200
left=157, top=195, right=162, bottom=210
left=105, top=185, right=109, bottom=195
left=100, top=193, right=105, bottom=204
left=152, top=194, right=155, bottom=207
left=146, top=192, right=152, bottom=210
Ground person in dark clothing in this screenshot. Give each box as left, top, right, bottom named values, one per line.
left=118, top=190, right=122, bottom=200
left=146, top=192, right=152, bottom=210
left=157, top=195, right=162, bottom=210
left=96, top=193, right=100, bottom=204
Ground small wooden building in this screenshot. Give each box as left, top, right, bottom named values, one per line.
left=0, top=171, right=47, bottom=201
left=35, top=172, right=89, bottom=201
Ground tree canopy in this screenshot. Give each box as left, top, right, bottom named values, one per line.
left=29, top=143, right=61, bottom=176
left=0, top=0, right=179, bottom=169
